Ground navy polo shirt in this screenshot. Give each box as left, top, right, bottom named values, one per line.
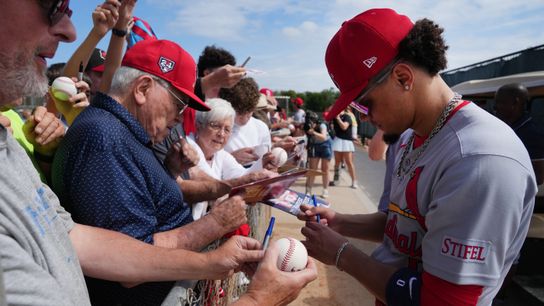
left=53, top=93, right=193, bottom=305
left=53, top=92, right=193, bottom=240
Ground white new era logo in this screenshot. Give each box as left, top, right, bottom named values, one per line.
left=362, top=56, right=377, bottom=68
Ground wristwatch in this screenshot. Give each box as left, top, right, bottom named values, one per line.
left=112, top=28, right=127, bottom=37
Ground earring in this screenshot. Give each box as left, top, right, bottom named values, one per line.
left=404, top=85, right=410, bottom=91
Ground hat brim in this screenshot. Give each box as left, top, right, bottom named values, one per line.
left=91, top=64, right=105, bottom=73
left=172, top=82, right=210, bottom=111
left=266, top=96, right=278, bottom=107
left=324, top=81, right=368, bottom=121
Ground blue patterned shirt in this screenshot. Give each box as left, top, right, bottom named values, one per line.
left=52, top=92, right=193, bottom=305
left=52, top=92, right=192, bottom=241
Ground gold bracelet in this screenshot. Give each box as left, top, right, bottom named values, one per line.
left=335, top=241, right=350, bottom=271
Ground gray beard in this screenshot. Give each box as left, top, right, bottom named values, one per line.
left=0, top=50, right=48, bottom=105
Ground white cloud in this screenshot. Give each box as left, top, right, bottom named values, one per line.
left=132, top=0, right=544, bottom=90
left=282, top=21, right=318, bottom=38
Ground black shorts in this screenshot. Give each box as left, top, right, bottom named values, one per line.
left=307, top=139, right=332, bottom=160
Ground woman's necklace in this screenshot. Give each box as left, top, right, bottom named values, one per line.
left=396, top=93, right=462, bottom=180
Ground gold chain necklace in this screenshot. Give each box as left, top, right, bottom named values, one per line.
left=396, top=93, right=462, bottom=180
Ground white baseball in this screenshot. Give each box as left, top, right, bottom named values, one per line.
left=271, top=147, right=288, bottom=167
left=276, top=237, right=308, bottom=272
left=51, top=76, right=77, bottom=101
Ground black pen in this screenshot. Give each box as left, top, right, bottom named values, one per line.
left=241, top=56, right=251, bottom=68
left=78, top=61, right=84, bottom=82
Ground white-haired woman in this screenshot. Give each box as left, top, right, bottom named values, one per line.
left=187, top=98, right=275, bottom=219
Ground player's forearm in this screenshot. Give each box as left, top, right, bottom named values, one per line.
left=335, top=212, right=386, bottom=242
left=152, top=214, right=227, bottom=251
left=63, top=30, right=105, bottom=78
left=70, top=224, right=216, bottom=282
left=336, top=243, right=397, bottom=303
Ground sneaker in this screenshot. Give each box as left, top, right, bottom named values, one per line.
left=321, top=189, right=329, bottom=198
left=351, top=181, right=358, bottom=189
left=341, top=163, right=346, bottom=169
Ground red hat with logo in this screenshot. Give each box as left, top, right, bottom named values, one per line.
left=293, top=97, right=304, bottom=107
left=86, top=48, right=107, bottom=73
left=121, top=39, right=209, bottom=111
left=324, top=8, right=413, bottom=121
left=259, top=87, right=278, bottom=107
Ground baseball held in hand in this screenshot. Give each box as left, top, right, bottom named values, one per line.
left=51, top=77, right=77, bottom=101
left=271, top=147, right=288, bottom=167
left=276, top=237, right=308, bottom=272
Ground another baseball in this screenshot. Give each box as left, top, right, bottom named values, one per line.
left=51, top=76, right=77, bottom=101
left=271, top=147, right=288, bottom=167
left=276, top=237, right=308, bottom=272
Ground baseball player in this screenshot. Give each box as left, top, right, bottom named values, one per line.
left=300, top=8, right=536, bottom=306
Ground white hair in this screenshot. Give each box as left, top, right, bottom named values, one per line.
left=196, top=98, right=235, bottom=129
left=110, top=66, right=169, bottom=97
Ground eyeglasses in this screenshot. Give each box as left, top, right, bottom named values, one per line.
left=164, top=86, right=188, bottom=116
left=352, top=59, right=401, bottom=115
left=208, top=122, right=232, bottom=135
left=46, top=0, right=73, bottom=26
left=153, top=77, right=189, bottom=116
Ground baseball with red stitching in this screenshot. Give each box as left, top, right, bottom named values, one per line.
left=276, top=237, right=308, bottom=272
left=51, top=76, right=77, bottom=102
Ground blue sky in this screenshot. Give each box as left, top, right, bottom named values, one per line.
left=53, top=0, right=544, bottom=92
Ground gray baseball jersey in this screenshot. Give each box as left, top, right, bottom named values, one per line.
left=372, top=102, right=536, bottom=305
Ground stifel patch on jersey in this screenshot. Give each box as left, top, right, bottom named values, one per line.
left=441, top=236, right=491, bottom=264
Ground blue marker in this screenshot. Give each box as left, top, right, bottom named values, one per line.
left=312, top=195, right=321, bottom=223
left=262, top=217, right=275, bottom=250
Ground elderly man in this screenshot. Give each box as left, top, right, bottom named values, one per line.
left=0, top=1, right=315, bottom=306
left=52, top=39, right=258, bottom=305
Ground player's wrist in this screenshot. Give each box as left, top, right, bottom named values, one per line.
left=335, top=241, right=351, bottom=271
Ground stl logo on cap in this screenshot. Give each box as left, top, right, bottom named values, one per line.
left=158, top=56, right=175, bottom=73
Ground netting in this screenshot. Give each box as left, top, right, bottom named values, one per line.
left=184, top=203, right=271, bottom=306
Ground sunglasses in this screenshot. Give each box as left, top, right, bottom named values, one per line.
left=351, top=59, right=401, bottom=116
left=47, top=0, right=72, bottom=26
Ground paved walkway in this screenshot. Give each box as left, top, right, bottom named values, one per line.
left=270, top=152, right=380, bottom=305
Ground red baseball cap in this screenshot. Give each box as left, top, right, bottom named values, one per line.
left=293, top=97, right=304, bottom=107
left=121, top=39, right=209, bottom=111
left=86, top=48, right=106, bottom=73
left=324, top=8, right=413, bottom=121
left=260, top=87, right=278, bottom=107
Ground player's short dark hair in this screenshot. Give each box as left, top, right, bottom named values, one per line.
left=197, top=45, right=236, bottom=77
left=219, top=78, right=260, bottom=114
left=398, top=18, right=448, bottom=75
